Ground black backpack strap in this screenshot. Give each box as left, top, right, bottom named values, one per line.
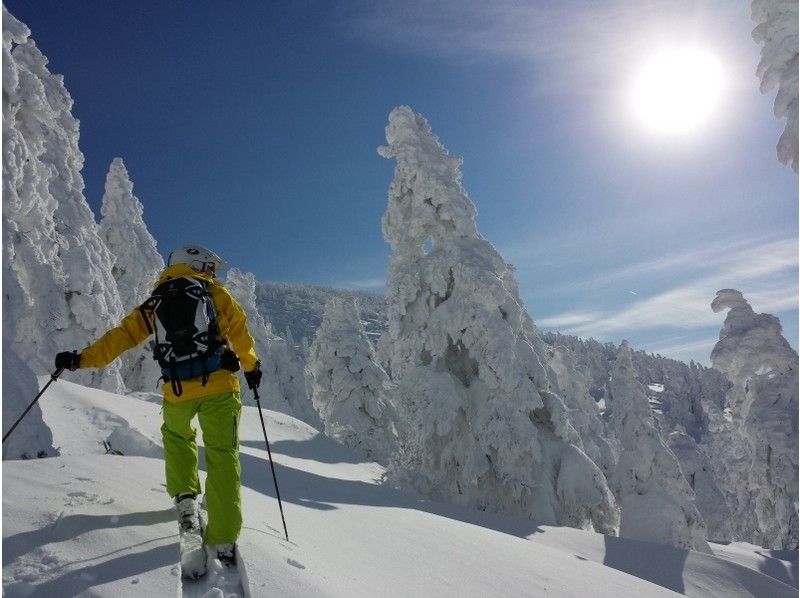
left=201, top=357, right=210, bottom=387
left=169, top=357, right=183, bottom=397
left=139, top=298, right=157, bottom=332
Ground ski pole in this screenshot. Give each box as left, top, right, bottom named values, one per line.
left=3, top=368, right=64, bottom=444
left=252, top=387, right=290, bottom=542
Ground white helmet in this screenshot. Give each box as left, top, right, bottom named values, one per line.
left=168, top=245, right=227, bottom=274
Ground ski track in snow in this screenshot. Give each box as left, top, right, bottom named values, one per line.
left=2, top=379, right=797, bottom=598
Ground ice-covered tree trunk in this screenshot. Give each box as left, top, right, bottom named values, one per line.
left=98, top=157, right=165, bottom=394
left=225, top=269, right=320, bottom=428
left=752, top=0, right=799, bottom=172
left=379, top=106, right=617, bottom=533
left=2, top=7, right=124, bottom=402
left=610, top=341, right=710, bottom=553
left=308, top=298, right=395, bottom=463
left=710, top=289, right=798, bottom=549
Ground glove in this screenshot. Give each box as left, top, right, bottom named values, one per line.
left=55, top=351, right=81, bottom=371
left=244, top=361, right=262, bottom=390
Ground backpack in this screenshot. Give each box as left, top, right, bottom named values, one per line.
left=140, top=276, right=224, bottom=396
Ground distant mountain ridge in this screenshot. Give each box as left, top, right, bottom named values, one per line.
left=253, top=280, right=388, bottom=350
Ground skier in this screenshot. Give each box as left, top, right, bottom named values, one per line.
left=55, top=245, right=261, bottom=578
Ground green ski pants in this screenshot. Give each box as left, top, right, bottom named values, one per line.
left=162, top=391, right=242, bottom=545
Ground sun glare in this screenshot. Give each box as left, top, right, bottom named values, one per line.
left=632, top=48, right=723, bottom=135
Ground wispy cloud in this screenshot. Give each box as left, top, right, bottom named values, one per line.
left=341, top=0, right=747, bottom=94
left=550, top=235, right=782, bottom=294
left=642, top=336, right=719, bottom=362
left=536, top=236, right=798, bottom=337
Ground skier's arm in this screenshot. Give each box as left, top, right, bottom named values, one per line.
left=212, top=285, right=260, bottom=371
left=79, top=307, right=153, bottom=369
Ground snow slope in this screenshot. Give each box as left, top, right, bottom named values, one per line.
left=3, top=380, right=796, bottom=597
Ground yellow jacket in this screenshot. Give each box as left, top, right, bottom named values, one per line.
left=80, top=264, right=260, bottom=403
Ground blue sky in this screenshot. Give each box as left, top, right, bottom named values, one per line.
left=7, top=0, right=797, bottom=364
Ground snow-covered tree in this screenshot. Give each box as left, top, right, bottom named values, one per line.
left=225, top=269, right=320, bottom=428
left=710, top=289, right=798, bottom=549
left=379, top=106, right=617, bottom=533
left=308, top=298, right=395, bottom=463
left=667, top=430, right=731, bottom=543
left=98, top=157, right=165, bottom=394
left=609, top=341, right=710, bottom=552
left=547, top=344, right=616, bottom=477
left=752, top=0, right=799, bottom=172
left=1, top=337, right=55, bottom=460
left=3, top=6, right=124, bottom=405
left=267, top=328, right=320, bottom=428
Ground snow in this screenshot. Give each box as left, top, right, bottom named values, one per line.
left=3, top=379, right=796, bottom=597
left=752, top=0, right=799, bottom=172
left=379, top=106, right=617, bottom=534
left=609, top=341, right=710, bottom=553
left=225, top=268, right=319, bottom=428
left=2, top=6, right=798, bottom=589
left=2, top=5, right=124, bottom=397
left=307, top=297, right=395, bottom=464
left=98, top=157, right=165, bottom=395
left=709, top=289, right=799, bottom=549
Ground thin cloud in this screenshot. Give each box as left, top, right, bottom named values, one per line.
left=540, top=235, right=790, bottom=295
left=537, top=310, right=606, bottom=328
left=536, top=236, right=798, bottom=337
left=341, top=0, right=747, bottom=94
left=643, top=336, right=719, bottom=361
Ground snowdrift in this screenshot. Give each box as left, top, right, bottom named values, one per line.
left=2, top=379, right=796, bottom=597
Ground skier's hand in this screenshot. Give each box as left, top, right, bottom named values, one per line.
left=55, top=351, right=81, bottom=371
left=244, top=361, right=262, bottom=390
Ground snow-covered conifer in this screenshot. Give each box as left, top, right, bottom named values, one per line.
left=98, top=157, right=165, bottom=393
left=2, top=7, right=124, bottom=399
left=224, top=269, right=271, bottom=372
left=308, top=298, right=395, bottom=463
left=268, top=329, right=320, bottom=428
left=2, top=337, right=55, bottom=460
left=752, top=0, right=799, bottom=172
left=667, top=430, right=731, bottom=542
left=379, top=106, right=617, bottom=532
left=225, top=269, right=320, bottom=428
left=547, top=345, right=615, bottom=476
left=609, top=341, right=710, bottom=552
left=710, top=289, right=798, bottom=549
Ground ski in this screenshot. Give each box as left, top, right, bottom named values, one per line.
left=179, top=511, right=207, bottom=580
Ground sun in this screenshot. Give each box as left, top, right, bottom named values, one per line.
left=632, top=48, right=723, bottom=134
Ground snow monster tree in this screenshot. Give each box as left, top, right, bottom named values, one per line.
left=225, top=268, right=320, bottom=428
left=379, top=106, right=618, bottom=533
left=308, top=297, right=395, bottom=464
left=3, top=5, right=124, bottom=462
left=609, top=341, right=710, bottom=552
left=98, top=157, right=165, bottom=394
left=710, top=289, right=798, bottom=549
left=752, top=0, right=799, bottom=172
